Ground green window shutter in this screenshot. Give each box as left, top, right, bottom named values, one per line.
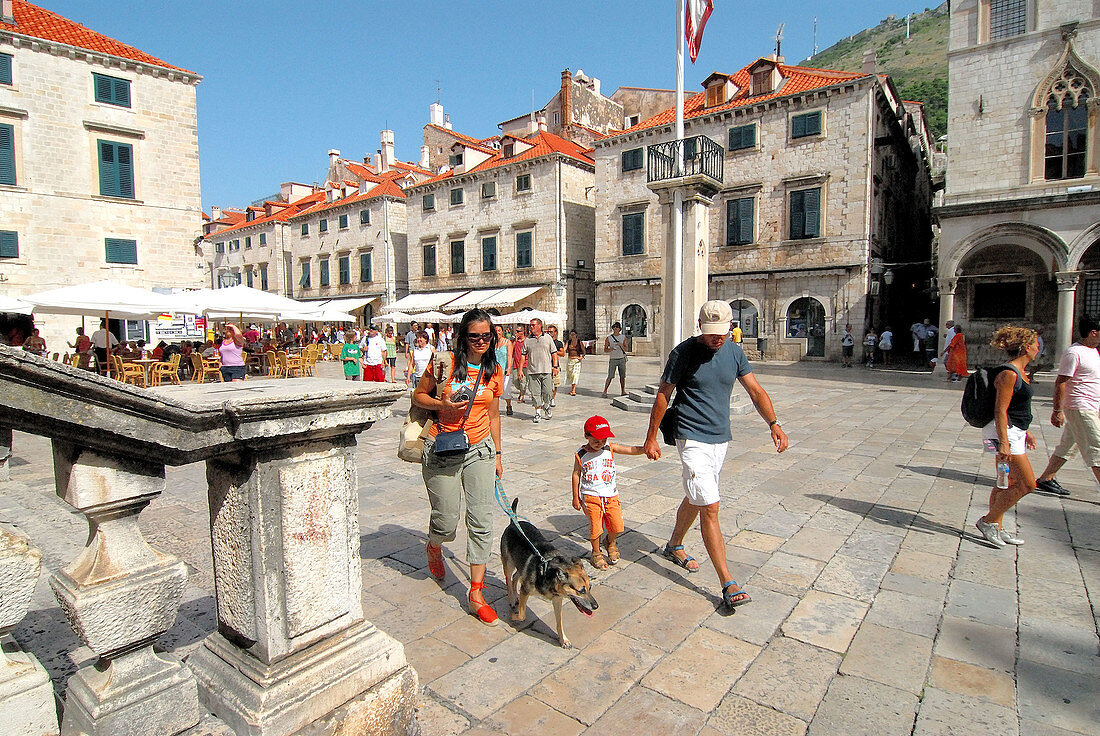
left=0, top=54, right=11, bottom=86
left=738, top=198, right=754, bottom=244
left=339, top=213, right=348, bottom=229
left=319, top=259, right=329, bottom=286
left=805, top=112, right=822, bottom=136
left=516, top=232, right=532, bottom=268
left=98, top=140, right=117, bottom=196
left=0, top=123, right=15, bottom=185
left=114, top=77, right=131, bottom=107
left=622, top=213, right=643, bottom=255
left=803, top=188, right=821, bottom=237
left=105, top=238, right=137, bottom=264
left=339, top=256, right=350, bottom=284
left=299, top=262, right=311, bottom=288
left=246, top=270, right=254, bottom=287
left=301, top=223, right=308, bottom=235
left=482, top=236, right=497, bottom=271
left=93, top=73, right=131, bottom=107
left=260, top=265, right=268, bottom=290
left=319, top=218, right=328, bottom=233
left=793, top=112, right=821, bottom=139
left=790, top=191, right=805, bottom=239
left=360, top=209, right=370, bottom=225
left=792, top=115, right=806, bottom=139
left=0, top=230, right=18, bottom=258
left=259, top=233, right=266, bottom=245
left=360, top=252, right=372, bottom=282
left=729, top=124, right=755, bottom=151
left=94, top=73, right=113, bottom=103
left=451, top=240, right=464, bottom=273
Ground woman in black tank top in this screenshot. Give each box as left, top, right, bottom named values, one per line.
left=976, top=326, right=1041, bottom=549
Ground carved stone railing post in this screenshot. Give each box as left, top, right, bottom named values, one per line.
left=50, top=442, right=198, bottom=736
left=0, top=524, right=59, bottom=736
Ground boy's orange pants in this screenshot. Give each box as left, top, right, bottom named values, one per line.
left=582, top=494, right=624, bottom=540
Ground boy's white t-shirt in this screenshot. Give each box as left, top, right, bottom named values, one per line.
left=1058, top=343, right=1100, bottom=412
left=578, top=446, right=617, bottom=498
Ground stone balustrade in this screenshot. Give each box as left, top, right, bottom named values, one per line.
left=0, top=347, right=417, bottom=736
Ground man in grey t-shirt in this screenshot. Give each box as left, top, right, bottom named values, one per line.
left=644, top=301, right=789, bottom=610
left=518, top=318, right=559, bottom=423
left=603, top=322, right=628, bottom=398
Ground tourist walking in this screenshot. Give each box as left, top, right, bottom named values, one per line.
left=340, top=330, right=362, bottom=381
left=505, top=324, right=526, bottom=415
left=405, top=331, right=434, bottom=386
left=910, top=319, right=929, bottom=355
left=841, top=324, right=855, bottom=367
left=643, top=301, right=789, bottom=610
left=547, top=324, right=566, bottom=407
left=519, top=318, right=558, bottom=423
left=1034, top=315, right=1100, bottom=497
left=494, top=323, right=511, bottom=406
left=603, top=322, right=628, bottom=397
left=879, top=326, right=893, bottom=367
left=975, top=326, right=1040, bottom=548
left=360, top=324, right=387, bottom=382
left=863, top=327, right=877, bottom=368
left=218, top=324, right=246, bottom=382
left=384, top=326, right=398, bottom=382
left=566, top=329, right=584, bottom=396
left=413, top=309, right=504, bottom=625
left=944, top=328, right=969, bottom=382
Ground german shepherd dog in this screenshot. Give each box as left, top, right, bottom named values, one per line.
left=501, top=499, right=598, bottom=648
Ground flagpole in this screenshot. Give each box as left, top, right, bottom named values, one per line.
left=672, top=0, right=685, bottom=348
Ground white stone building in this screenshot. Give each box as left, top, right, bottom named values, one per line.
left=401, top=117, right=597, bottom=334
left=936, top=0, right=1100, bottom=365
left=593, top=55, right=935, bottom=359
left=0, top=0, right=203, bottom=350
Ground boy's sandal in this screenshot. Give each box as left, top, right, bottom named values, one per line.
left=591, top=552, right=610, bottom=570
left=425, top=543, right=445, bottom=581
left=604, top=540, right=620, bottom=565
left=468, top=581, right=499, bottom=625
left=662, top=544, right=699, bottom=573
left=722, top=581, right=751, bottom=609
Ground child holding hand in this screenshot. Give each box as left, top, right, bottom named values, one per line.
left=572, top=415, right=644, bottom=570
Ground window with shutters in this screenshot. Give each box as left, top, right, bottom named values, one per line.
left=339, top=213, right=348, bottom=229
left=423, top=193, right=435, bottom=211
left=0, top=123, right=15, bottom=185
left=246, top=269, right=254, bottom=288
left=360, top=209, right=370, bottom=225
left=423, top=243, right=436, bottom=276
left=260, top=264, right=268, bottom=291
left=989, top=0, right=1027, bottom=40
left=245, top=236, right=252, bottom=249
left=259, top=233, right=266, bottom=246
left=97, top=140, right=134, bottom=198
left=229, top=239, right=239, bottom=252
left=319, top=258, right=330, bottom=286
left=516, top=174, right=531, bottom=192
left=0, top=54, right=11, bottom=86
left=450, top=240, right=465, bottom=274
left=301, top=223, right=309, bottom=236
left=338, top=255, right=350, bottom=285
left=482, top=181, right=496, bottom=199
left=360, top=252, right=372, bottom=282
left=622, top=212, right=644, bottom=256
left=449, top=153, right=463, bottom=167
left=516, top=231, right=533, bottom=269
left=299, top=261, right=311, bottom=289
left=725, top=197, right=755, bottom=245
left=789, top=188, right=822, bottom=239
left=215, top=242, right=225, bottom=253
left=728, top=123, right=757, bottom=152
left=0, top=230, right=17, bottom=259
left=481, top=236, right=497, bottom=271
left=621, top=148, right=643, bottom=172
left=319, top=218, right=328, bottom=233
left=791, top=111, right=823, bottom=140
left=105, top=238, right=137, bottom=265
left=450, top=188, right=464, bottom=206
left=92, top=73, right=131, bottom=108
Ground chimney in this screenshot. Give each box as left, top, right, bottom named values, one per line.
left=1, top=0, right=13, bottom=24
left=862, top=49, right=877, bottom=74
left=429, top=102, right=444, bottom=127
left=373, top=151, right=382, bottom=172
left=560, top=69, right=573, bottom=138
left=536, top=112, right=548, bottom=133
left=380, top=130, right=395, bottom=173
left=328, top=148, right=340, bottom=167
left=443, top=113, right=452, bottom=130
left=420, top=144, right=430, bottom=169
left=211, top=206, right=221, bottom=221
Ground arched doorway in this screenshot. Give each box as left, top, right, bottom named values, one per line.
left=622, top=304, right=647, bottom=338
left=729, top=299, right=759, bottom=338
left=787, top=298, right=826, bottom=357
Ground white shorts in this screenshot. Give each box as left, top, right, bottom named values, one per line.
left=676, top=439, right=728, bottom=506
left=1052, top=408, right=1100, bottom=467
left=981, top=421, right=1027, bottom=456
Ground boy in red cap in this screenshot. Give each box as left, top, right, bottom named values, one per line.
left=572, top=415, right=645, bottom=569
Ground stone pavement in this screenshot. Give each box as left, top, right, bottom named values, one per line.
left=3, top=355, right=1099, bottom=735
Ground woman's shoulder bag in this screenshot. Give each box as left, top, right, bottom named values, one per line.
left=431, top=366, right=483, bottom=457
left=397, top=354, right=453, bottom=463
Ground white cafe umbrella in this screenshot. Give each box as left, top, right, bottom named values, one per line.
left=409, top=310, right=452, bottom=323
left=0, top=295, right=33, bottom=315
left=375, top=311, right=413, bottom=323
left=283, top=308, right=357, bottom=323
left=171, top=285, right=311, bottom=321
left=494, top=309, right=567, bottom=325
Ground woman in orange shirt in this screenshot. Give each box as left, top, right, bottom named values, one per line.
left=413, top=309, right=504, bottom=625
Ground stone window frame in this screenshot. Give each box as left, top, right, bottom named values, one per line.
left=481, top=181, right=497, bottom=199
left=1026, top=32, right=1100, bottom=183
left=515, top=229, right=534, bottom=270
left=450, top=239, right=465, bottom=275
left=621, top=147, right=644, bottom=172
left=722, top=182, right=762, bottom=247
left=618, top=202, right=648, bottom=257
left=977, top=0, right=1033, bottom=44
left=782, top=174, right=829, bottom=242
left=789, top=108, right=825, bottom=142
left=968, top=276, right=1030, bottom=321
left=421, top=240, right=437, bottom=277
left=449, top=187, right=464, bottom=207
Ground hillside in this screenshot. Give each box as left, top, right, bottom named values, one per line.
left=800, top=2, right=949, bottom=137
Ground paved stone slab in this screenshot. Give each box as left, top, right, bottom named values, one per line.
left=416, top=696, right=470, bottom=736
left=641, top=626, right=760, bottom=712
left=733, top=636, right=842, bottom=722
left=404, top=635, right=470, bottom=686
left=863, top=588, right=945, bottom=639
left=613, top=587, right=715, bottom=652
left=751, top=552, right=826, bottom=596
left=778, top=527, right=847, bottom=561
left=806, top=674, right=918, bottom=736
left=811, top=554, right=891, bottom=602
left=944, top=579, right=1018, bottom=628
left=707, top=694, right=808, bottom=736
left=929, top=656, right=1016, bottom=708
left=580, top=686, right=706, bottom=736
left=934, top=615, right=1017, bottom=674
left=703, top=583, right=800, bottom=646
left=781, top=590, right=869, bottom=652
left=484, top=695, right=583, bottom=736
left=913, top=687, right=1019, bottom=736
left=1018, top=618, right=1100, bottom=676
left=839, top=622, right=933, bottom=694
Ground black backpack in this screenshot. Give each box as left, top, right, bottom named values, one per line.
left=961, top=364, right=1020, bottom=428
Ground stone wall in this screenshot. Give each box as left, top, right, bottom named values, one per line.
left=0, top=41, right=203, bottom=351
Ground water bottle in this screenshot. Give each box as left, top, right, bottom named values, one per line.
left=996, top=460, right=1010, bottom=489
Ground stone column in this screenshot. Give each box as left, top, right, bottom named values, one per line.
left=1056, top=271, right=1080, bottom=360
left=938, top=277, right=957, bottom=342
left=190, top=434, right=416, bottom=736
left=0, top=427, right=11, bottom=482
left=655, top=180, right=717, bottom=355
left=49, top=442, right=198, bottom=736
left=0, top=525, right=59, bottom=736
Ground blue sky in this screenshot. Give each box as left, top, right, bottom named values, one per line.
left=45, top=1, right=937, bottom=211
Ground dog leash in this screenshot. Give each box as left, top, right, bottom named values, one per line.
left=494, top=478, right=550, bottom=576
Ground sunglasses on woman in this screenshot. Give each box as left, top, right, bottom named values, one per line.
left=466, top=332, right=492, bottom=343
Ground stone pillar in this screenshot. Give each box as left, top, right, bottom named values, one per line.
left=1056, top=271, right=1080, bottom=360
left=0, top=525, right=59, bottom=736
left=189, top=435, right=416, bottom=736
left=0, top=427, right=11, bottom=482
left=938, top=277, right=957, bottom=342
left=49, top=442, right=198, bottom=736
left=656, top=181, right=716, bottom=355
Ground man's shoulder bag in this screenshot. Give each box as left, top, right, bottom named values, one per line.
left=397, top=354, right=452, bottom=463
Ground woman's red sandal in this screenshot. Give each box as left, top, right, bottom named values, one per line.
left=468, top=581, right=499, bottom=625
left=425, top=543, right=445, bottom=581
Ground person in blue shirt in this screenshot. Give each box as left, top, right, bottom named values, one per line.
left=643, top=301, right=789, bottom=610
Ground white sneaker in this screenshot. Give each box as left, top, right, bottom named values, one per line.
left=975, top=519, right=1005, bottom=548
left=544, top=407, right=552, bottom=420
left=533, top=409, right=541, bottom=423
left=998, top=527, right=1024, bottom=545
left=550, top=398, right=556, bottom=407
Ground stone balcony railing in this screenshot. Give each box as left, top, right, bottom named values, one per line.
left=0, top=346, right=417, bottom=736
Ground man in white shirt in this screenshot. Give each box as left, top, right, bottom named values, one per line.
left=360, top=324, right=387, bottom=382
left=90, top=318, right=120, bottom=373
left=1035, top=314, right=1100, bottom=496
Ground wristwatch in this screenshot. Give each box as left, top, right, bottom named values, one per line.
left=768, top=419, right=782, bottom=428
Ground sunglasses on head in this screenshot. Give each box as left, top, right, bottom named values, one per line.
left=466, top=332, right=492, bottom=343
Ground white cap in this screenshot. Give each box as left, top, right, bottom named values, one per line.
left=698, top=300, right=733, bottom=335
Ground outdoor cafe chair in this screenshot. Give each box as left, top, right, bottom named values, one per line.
left=191, top=353, right=223, bottom=383
left=150, top=353, right=182, bottom=386
left=113, top=355, right=146, bottom=387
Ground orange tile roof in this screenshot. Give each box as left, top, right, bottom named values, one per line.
left=619, top=61, right=869, bottom=136
left=291, top=175, right=407, bottom=219
left=391, top=161, right=433, bottom=175
left=1, top=1, right=195, bottom=74
left=205, top=193, right=325, bottom=239
left=343, top=161, right=380, bottom=183
left=410, top=130, right=595, bottom=188
left=426, top=124, right=498, bottom=154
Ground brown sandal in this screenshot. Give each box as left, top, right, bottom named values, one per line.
left=591, top=552, right=610, bottom=570
left=604, top=541, right=620, bottom=565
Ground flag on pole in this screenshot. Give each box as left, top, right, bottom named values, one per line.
left=685, top=0, right=713, bottom=63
